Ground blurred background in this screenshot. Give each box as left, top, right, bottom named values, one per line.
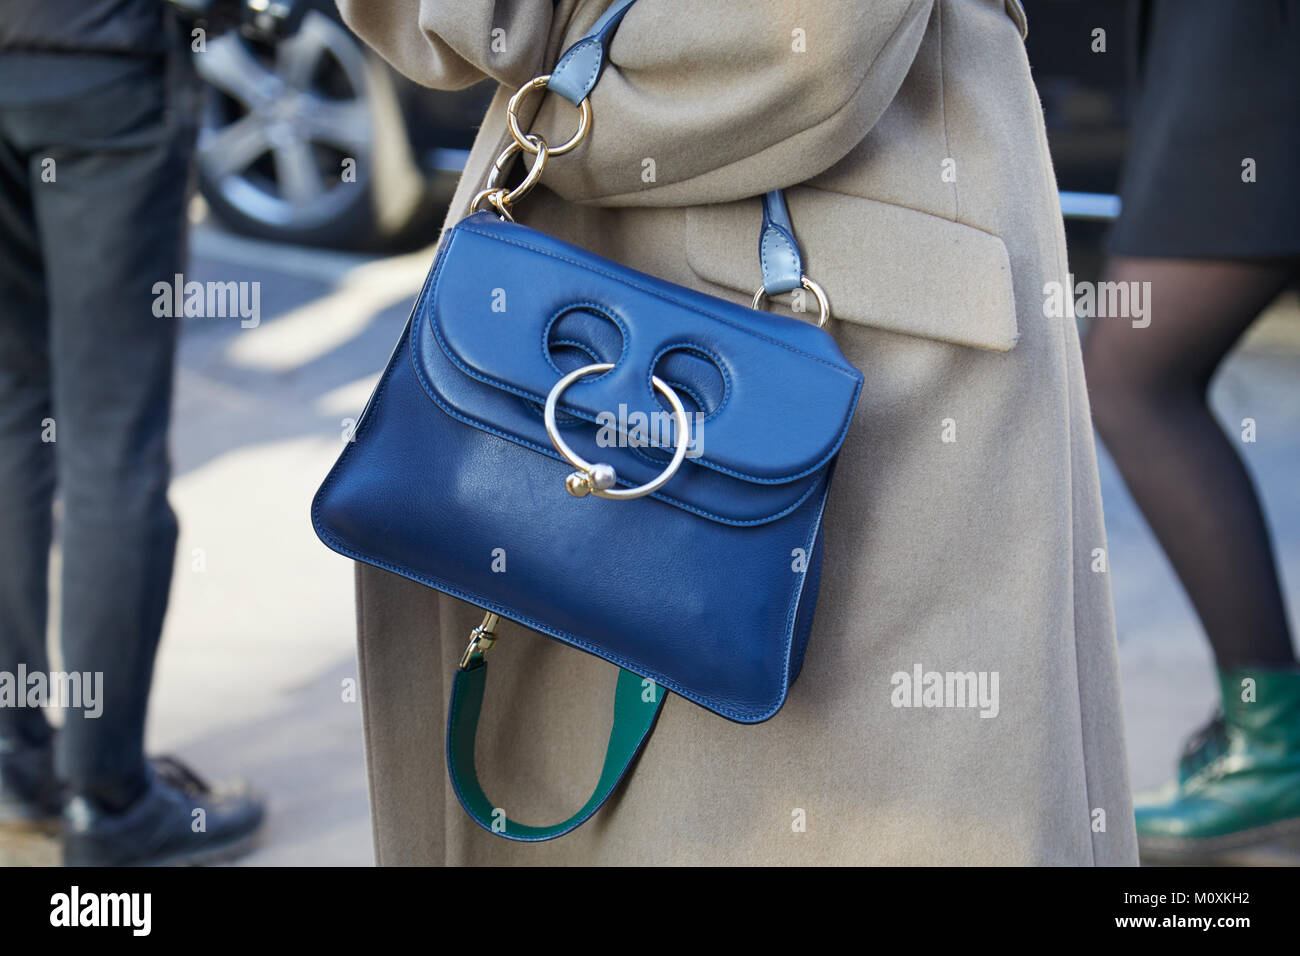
left=1, top=0, right=1295, bottom=865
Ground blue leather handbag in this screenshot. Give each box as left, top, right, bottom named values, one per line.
left=312, top=0, right=863, bottom=842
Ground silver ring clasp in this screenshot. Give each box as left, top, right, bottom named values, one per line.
left=542, top=363, right=691, bottom=501
left=751, top=275, right=831, bottom=328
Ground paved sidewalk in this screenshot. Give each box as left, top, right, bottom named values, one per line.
left=148, top=228, right=437, bottom=865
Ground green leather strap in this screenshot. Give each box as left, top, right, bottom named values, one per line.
left=446, top=659, right=666, bottom=841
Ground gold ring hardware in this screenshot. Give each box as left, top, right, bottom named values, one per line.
left=542, top=363, right=692, bottom=501
left=459, top=611, right=500, bottom=670
left=751, top=275, right=831, bottom=329
left=469, top=188, right=516, bottom=221
left=507, top=74, right=592, bottom=156
left=486, top=134, right=550, bottom=208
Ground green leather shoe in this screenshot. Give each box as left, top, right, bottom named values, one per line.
left=1136, top=666, right=1300, bottom=865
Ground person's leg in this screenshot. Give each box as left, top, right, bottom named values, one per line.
left=23, top=64, right=188, bottom=811
left=19, top=57, right=264, bottom=866
left=0, top=117, right=59, bottom=821
left=1083, top=257, right=1297, bottom=671
left=1084, top=256, right=1300, bottom=861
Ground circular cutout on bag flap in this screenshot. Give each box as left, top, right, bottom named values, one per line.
left=544, top=304, right=626, bottom=377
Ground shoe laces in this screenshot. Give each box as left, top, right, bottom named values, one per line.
left=1178, top=710, right=1228, bottom=780
left=150, top=756, right=211, bottom=796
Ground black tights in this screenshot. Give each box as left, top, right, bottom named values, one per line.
left=1083, top=257, right=1297, bottom=672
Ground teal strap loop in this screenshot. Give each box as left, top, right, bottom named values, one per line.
left=446, top=660, right=666, bottom=841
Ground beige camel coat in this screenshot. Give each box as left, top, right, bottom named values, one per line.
left=336, top=0, right=1138, bottom=865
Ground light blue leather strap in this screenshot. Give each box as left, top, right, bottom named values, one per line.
left=547, top=3, right=808, bottom=298
left=543, top=2, right=806, bottom=295
left=760, top=190, right=805, bottom=295
left=548, top=0, right=641, bottom=104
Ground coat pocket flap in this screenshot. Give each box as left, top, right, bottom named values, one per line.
left=687, top=188, right=1020, bottom=353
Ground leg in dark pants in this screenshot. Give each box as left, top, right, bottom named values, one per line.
left=0, top=62, right=192, bottom=810
left=0, top=121, right=58, bottom=805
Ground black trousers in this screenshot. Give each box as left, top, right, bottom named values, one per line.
left=0, top=56, right=195, bottom=805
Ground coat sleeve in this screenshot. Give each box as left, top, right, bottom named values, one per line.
left=337, top=0, right=934, bottom=206
left=336, top=0, right=579, bottom=91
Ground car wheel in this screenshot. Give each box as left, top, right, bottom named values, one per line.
left=193, top=9, right=427, bottom=248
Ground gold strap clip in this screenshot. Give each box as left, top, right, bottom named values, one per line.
left=459, top=611, right=501, bottom=670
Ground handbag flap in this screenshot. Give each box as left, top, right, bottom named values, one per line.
left=411, top=213, right=863, bottom=494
